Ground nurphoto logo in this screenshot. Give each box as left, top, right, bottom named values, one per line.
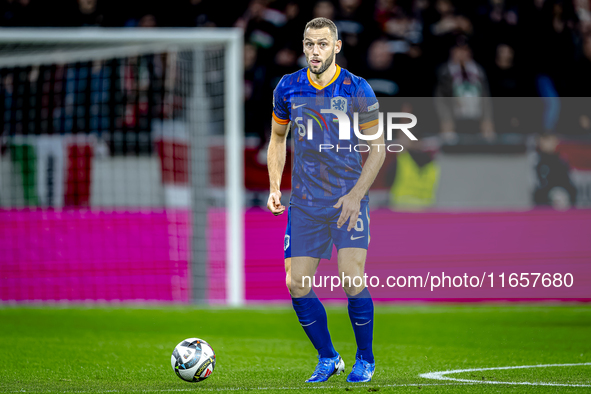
left=294, top=109, right=418, bottom=153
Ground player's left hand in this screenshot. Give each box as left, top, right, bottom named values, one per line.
left=333, top=193, right=361, bottom=231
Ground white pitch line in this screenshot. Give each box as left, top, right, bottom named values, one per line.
left=10, top=363, right=591, bottom=393
left=419, top=362, right=591, bottom=387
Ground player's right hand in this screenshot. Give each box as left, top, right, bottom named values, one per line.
left=267, top=191, right=286, bottom=216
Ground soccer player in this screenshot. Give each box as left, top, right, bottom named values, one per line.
left=266, top=18, right=385, bottom=383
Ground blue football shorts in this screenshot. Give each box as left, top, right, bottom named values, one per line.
left=284, top=200, right=370, bottom=259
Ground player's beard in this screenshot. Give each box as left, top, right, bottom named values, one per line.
left=308, top=49, right=335, bottom=75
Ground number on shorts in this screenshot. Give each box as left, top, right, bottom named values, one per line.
left=354, top=214, right=363, bottom=232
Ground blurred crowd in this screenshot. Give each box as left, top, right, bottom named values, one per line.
left=236, top=0, right=591, bottom=141
left=240, top=0, right=591, bottom=143
left=3, top=1, right=591, bottom=132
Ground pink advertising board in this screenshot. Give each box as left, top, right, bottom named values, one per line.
left=1, top=208, right=590, bottom=303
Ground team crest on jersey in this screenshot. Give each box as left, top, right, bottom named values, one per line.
left=284, top=235, right=290, bottom=251
left=331, top=96, right=347, bottom=112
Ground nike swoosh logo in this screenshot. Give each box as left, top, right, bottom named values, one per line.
left=355, top=320, right=371, bottom=326
left=351, top=235, right=365, bottom=240
left=301, top=320, right=316, bottom=327
left=292, top=103, right=306, bottom=109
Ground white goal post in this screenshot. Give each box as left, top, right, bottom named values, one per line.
left=0, top=28, right=245, bottom=306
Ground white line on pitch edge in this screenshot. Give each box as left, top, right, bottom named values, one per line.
left=419, top=362, right=591, bottom=387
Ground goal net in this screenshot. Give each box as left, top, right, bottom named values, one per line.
left=0, top=29, right=244, bottom=305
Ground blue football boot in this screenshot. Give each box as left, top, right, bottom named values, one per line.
left=346, top=355, right=375, bottom=383
left=305, top=354, right=345, bottom=383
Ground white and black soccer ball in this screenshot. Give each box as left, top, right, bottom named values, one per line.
left=171, top=338, right=216, bottom=382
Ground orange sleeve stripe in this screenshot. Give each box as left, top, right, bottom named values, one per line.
left=360, top=119, right=379, bottom=130
left=272, top=111, right=290, bottom=125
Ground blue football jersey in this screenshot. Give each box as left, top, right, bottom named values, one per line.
left=272, top=65, right=379, bottom=207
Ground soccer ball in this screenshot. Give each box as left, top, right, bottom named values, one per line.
left=171, top=338, right=216, bottom=382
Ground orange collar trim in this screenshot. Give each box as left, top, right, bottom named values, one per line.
left=307, top=65, right=341, bottom=90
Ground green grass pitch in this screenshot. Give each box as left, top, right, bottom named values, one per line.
left=1, top=304, right=590, bottom=393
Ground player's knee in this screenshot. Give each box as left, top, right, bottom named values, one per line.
left=289, top=278, right=308, bottom=297
left=284, top=258, right=292, bottom=290
left=340, top=268, right=364, bottom=296
left=285, top=271, right=292, bottom=291
left=290, top=287, right=310, bottom=298
left=342, top=280, right=362, bottom=296
left=286, top=273, right=311, bottom=298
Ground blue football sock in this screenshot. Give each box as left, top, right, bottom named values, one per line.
left=292, top=289, right=337, bottom=359
left=348, top=287, right=374, bottom=363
